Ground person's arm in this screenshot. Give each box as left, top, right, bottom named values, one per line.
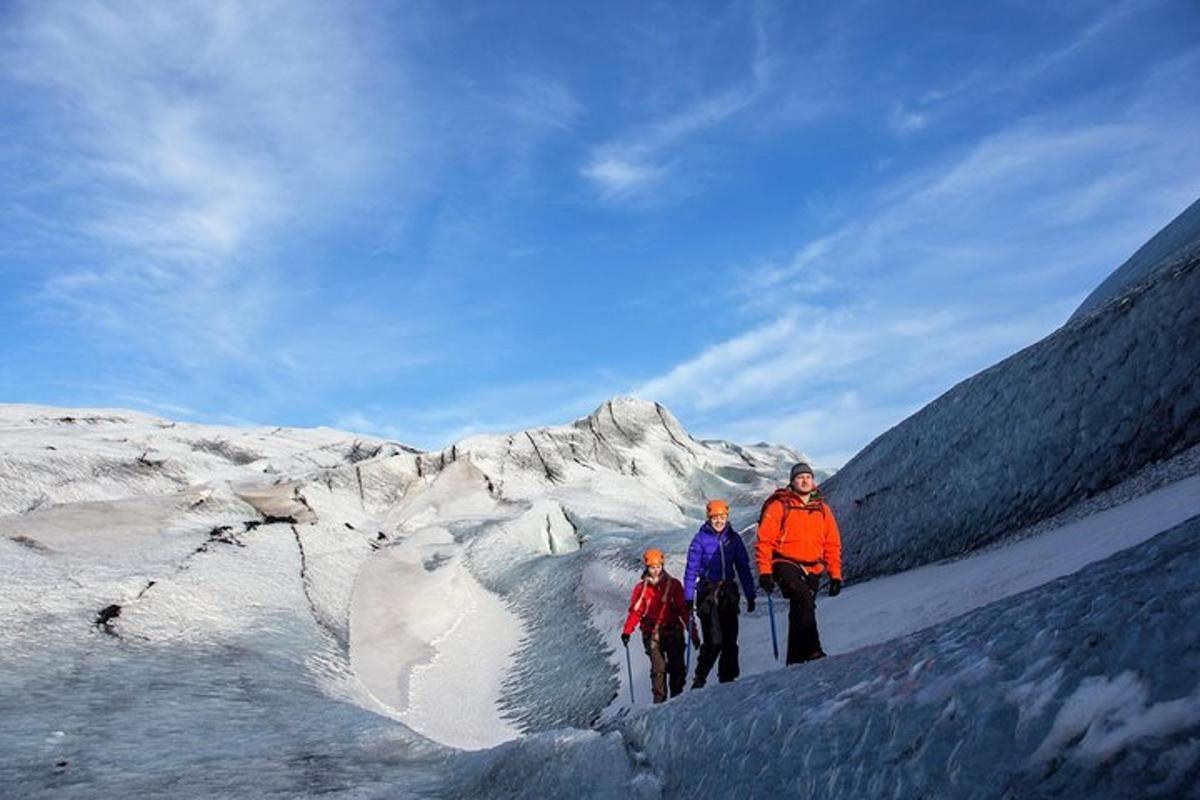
left=683, top=535, right=702, bottom=602
left=622, top=582, right=645, bottom=636
left=733, top=532, right=755, bottom=599
left=756, top=499, right=783, bottom=575
left=824, top=506, right=843, bottom=581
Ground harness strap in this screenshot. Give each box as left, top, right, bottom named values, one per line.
left=772, top=553, right=823, bottom=573
left=772, top=495, right=828, bottom=550
left=650, top=578, right=684, bottom=640
left=632, top=578, right=651, bottom=617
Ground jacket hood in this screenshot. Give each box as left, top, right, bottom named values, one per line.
left=777, top=486, right=824, bottom=504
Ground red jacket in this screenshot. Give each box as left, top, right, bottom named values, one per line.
left=756, top=487, right=843, bottom=580
left=622, top=571, right=687, bottom=636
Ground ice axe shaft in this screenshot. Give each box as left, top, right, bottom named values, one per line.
left=684, top=620, right=691, bottom=673
left=767, top=591, right=779, bottom=661
left=684, top=612, right=697, bottom=672
left=624, top=640, right=636, bottom=704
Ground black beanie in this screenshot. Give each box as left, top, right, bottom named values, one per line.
left=790, top=462, right=814, bottom=480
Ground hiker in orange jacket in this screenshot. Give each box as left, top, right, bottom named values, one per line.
left=756, top=462, right=843, bottom=664
left=621, top=548, right=695, bottom=703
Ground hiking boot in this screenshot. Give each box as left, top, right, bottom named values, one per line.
left=805, top=650, right=827, bottom=662
left=691, top=677, right=706, bottom=690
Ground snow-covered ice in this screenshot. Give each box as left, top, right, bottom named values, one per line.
left=474, top=513, right=1200, bottom=799
left=4, top=395, right=1195, bottom=798
left=350, top=519, right=523, bottom=749
left=2, top=204, right=1199, bottom=798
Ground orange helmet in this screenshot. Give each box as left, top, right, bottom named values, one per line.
left=643, top=548, right=664, bottom=566
left=706, top=499, right=729, bottom=518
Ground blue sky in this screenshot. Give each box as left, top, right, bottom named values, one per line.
left=2, top=0, right=1198, bottom=465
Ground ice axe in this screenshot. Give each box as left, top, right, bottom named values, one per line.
left=684, top=612, right=698, bottom=672
left=684, top=619, right=691, bottom=673
left=624, top=639, right=636, bottom=704
left=767, top=590, right=779, bottom=661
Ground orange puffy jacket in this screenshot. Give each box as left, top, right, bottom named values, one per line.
left=755, top=487, right=843, bottom=580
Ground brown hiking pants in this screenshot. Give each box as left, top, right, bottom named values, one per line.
left=642, top=623, right=686, bottom=703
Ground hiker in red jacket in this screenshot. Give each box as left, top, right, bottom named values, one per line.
left=621, top=548, right=694, bottom=703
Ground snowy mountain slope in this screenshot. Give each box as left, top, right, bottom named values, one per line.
left=417, top=398, right=802, bottom=516
left=0, top=399, right=808, bottom=760
left=455, top=510, right=1200, bottom=799
left=824, top=240, right=1200, bottom=580
left=0, top=404, right=423, bottom=516
left=3, top=388, right=1198, bottom=797
left=5, top=425, right=1195, bottom=798
left=1071, top=196, right=1200, bottom=323
left=346, top=397, right=806, bottom=743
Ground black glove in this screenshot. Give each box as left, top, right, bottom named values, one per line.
left=746, top=597, right=756, bottom=613
left=828, top=578, right=842, bottom=597
left=620, top=632, right=630, bottom=646
left=758, top=574, right=775, bottom=595
left=684, top=599, right=694, bottom=612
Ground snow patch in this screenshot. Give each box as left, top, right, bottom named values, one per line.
left=1032, top=671, right=1200, bottom=766
left=349, top=529, right=522, bottom=750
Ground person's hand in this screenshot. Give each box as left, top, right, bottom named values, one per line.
left=746, top=597, right=756, bottom=613
left=620, top=633, right=630, bottom=646
left=758, top=574, right=775, bottom=595
left=828, top=578, right=842, bottom=597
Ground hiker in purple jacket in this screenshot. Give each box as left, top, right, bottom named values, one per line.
left=684, top=499, right=756, bottom=687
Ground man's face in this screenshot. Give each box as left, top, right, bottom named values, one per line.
left=791, top=472, right=815, bottom=493
left=647, top=563, right=663, bottom=579
left=709, top=512, right=728, bottom=532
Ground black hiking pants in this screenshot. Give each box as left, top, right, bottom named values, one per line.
left=774, top=560, right=824, bottom=664
left=693, top=581, right=741, bottom=686
left=642, top=623, right=686, bottom=703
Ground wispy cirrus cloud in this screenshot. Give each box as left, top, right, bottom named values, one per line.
left=881, top=0, right=1154, bottom=138
left=580, top=2, right=773, bottom=200
left=335, top=370, right=626, bottom=450
left=638, top=59, right=1200, bottom=465
left=6, top=1, right=383, bottom=260
left=636, top=315, right=801, bottom=404
left=580, top=157, right=668, bottom=198
left=3, top=0, right=406, bottom=368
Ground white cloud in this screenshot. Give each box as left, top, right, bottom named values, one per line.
left=636, top=79, right=1200, bottom=465
left=500, top=74, right=582, bottom=131
left=884, top=1, right=1153, bottom=141
left=887, top=102, right=929, bottom=135
left=332, top=411, right=406, bottom=442
left=716, top=392, right=920, bottom=467
left=7, top=1, right=381, bottom=263
left=580, top=5, right=772, bottom=201
left=332, top=372, right=624, bottom=451
left=636, top=315, right=799, bottom=404
left=4, top=0, right=404, bottom=370
left=580, top=157, right=666, bottom=197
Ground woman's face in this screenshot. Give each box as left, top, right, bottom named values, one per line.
left=709, top=513, right=728, bottom=532
left=647, top=563, right=663, bottom=579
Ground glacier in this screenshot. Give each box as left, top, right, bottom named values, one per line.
left=2, top=198, right=1199, bottom=798
left=822, top=216, right=1200, bottom=580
